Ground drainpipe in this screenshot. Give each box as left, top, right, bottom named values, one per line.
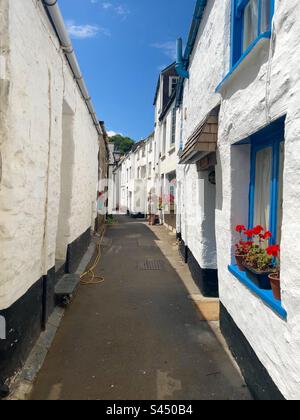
left=175, top=0, right=207, bottom=84
left=176, top=38, right=189, bottom=79
left=42, top=0, right=102, bottom=136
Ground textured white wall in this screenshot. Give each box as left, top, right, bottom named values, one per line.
left=176, top=0, right=300, bottom=398
left=216, top=0, right=300, bottom=400
left=0, top=0, right=99, bottom=309
left=160, top=104, right=179, bottom=177
left=178, top=0, right=230, bottom=269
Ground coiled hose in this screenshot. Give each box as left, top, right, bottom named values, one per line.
left=80, top=229, right=105, bottom=285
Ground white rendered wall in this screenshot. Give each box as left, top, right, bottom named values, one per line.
left=0, top=0, right=99, bottom=309
left=216, top=0, right=300, bottom=400
left=160, top=104, right=179, bottom=177
left=178, top=0, right=230, bottom=269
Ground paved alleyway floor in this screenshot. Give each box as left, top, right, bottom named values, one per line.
left=30, top=216, right=252, bottom=400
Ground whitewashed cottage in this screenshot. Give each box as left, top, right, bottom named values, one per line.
left=0, top=0, right=104, bottom=391
left=176, top=0, right=300, bottom=400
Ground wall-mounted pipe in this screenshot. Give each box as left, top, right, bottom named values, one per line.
left=176, top=38, right=189, bottom=79
left=42, top=0, right=102, bottom=135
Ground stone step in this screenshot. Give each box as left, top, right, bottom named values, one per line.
left=55, top=274, right=80, bottom=308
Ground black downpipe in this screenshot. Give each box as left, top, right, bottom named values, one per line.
left=41, top=276, right=48, bottom=331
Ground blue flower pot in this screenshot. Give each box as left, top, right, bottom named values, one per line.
left=244, top=265, right=272, bottom=290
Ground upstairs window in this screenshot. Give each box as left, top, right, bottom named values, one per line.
left=162, top=121, right=167, bottom=157
left=169, top=77, right=179, bottom=97
left=171, top=108, right=177, bottom=146
left=231, top=0, right=274, bottom=67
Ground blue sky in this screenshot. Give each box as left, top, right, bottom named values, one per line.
left=59, top=0, right=196, bottom=141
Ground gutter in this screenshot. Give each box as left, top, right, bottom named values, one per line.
left=42, top=0, right=102, bottom=136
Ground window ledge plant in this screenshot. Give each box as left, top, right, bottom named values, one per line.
left=234, top=225, right=281, bottom=296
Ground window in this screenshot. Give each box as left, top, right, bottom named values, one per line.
left=249, top=136, right=284, bottom=244
left=162, top=121, right=167, bottom=157
left=231, top=0, right=274, bottom=67
left=243, top=0, right=259, bottom=51
left=171, top=107, right=177, bottom=146
left=169, top=77, right=179, bottom=97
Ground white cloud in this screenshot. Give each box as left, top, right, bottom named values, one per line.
left=151, top=41, right=177, bottom=61
left=102, top=2, right=113, bottom=9
left=101, top=2, right=130, bottom=20
left=66, top=20, right=110, bottom=39
left=107, top=130, right=121, bottom=137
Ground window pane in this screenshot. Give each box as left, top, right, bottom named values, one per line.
left=277, top=142, right=284, bottom=243
left=261, top=0, right=271, bottom=33
left=254, top=147, right=272, bottom=230
left=171, top=108, right=176, bottom=145
left=243, top=0, right=259, bottom=52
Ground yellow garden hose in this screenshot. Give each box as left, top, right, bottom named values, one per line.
left=80, top=228, right=106, bottom=286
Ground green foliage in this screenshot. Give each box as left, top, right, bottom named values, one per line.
left=109, top=134, right=135, bottom=155
left=244, top=245, right=273, bottom=272
left=106, top=215, right=117, bottom=225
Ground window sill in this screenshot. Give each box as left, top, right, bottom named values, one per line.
left=216, top=32, right=271, bottom=93
left=169, top=146, right=176, bottom=155
left=228, top=265, right=287, bottom=320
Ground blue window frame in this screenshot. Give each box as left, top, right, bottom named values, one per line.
left=231, top=0, right=275, bottom=67
left=249, top=129, right=284, bottom=244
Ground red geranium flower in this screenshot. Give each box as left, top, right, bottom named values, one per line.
left=266, top=245, right=280, bottom=258
left=245, top=229, right=254, bottom=238
left=235, top=225, right=246, bottom=233
left=263, top=231, right=272, bottom=240
left=253, top=225, right=264, bottom=235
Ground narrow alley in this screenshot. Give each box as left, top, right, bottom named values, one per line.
left=30, top=217, right=251, bottom=401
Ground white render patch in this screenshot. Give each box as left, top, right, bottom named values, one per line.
left=0, top=0, right=99, bottom=309
left=0, top=55, right=6, bottom=79
left=177, top=0, right=230, bottom=270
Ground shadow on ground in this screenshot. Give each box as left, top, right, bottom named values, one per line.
left=31, top=216, right=252, bottom=401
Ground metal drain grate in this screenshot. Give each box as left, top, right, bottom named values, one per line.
left=138, top=260, right=165, bottom=271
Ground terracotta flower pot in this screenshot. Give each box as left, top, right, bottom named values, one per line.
left=235, top=255, right=246, bottom=271
left=148, top=214, right=156, bottom=226
left=269, top=273, right=281, bottom=301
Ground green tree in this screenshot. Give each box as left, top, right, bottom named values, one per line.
left=109, top=134, right=135, bottom=155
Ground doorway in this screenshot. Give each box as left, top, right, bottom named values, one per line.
left=55, top=101, right=75, bottom=266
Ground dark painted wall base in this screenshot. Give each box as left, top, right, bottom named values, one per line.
left=66, top=227, right=92, bottom=274
left=0, top=227, right=92, bottom=391
left=130, top=213, right=145, bottom=219
left=0, top=278, right=44, bottom=387
left=179, top=240, right=188, bottom=263
left=220, top=303, right=285, bottom=400
left=0, top=264, right=57, bottom=389
left=176, top=232, right=182, bottom=242
left=178, top=239, right=218, bottom=298
left=187, top=248, right=219, bottom=298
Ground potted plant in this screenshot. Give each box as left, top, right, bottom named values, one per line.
left=267, top=245, right=281, bottom=301
left=234, top=225, right=251, bottom=271
left=242, top=226, right=275, bottom=290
